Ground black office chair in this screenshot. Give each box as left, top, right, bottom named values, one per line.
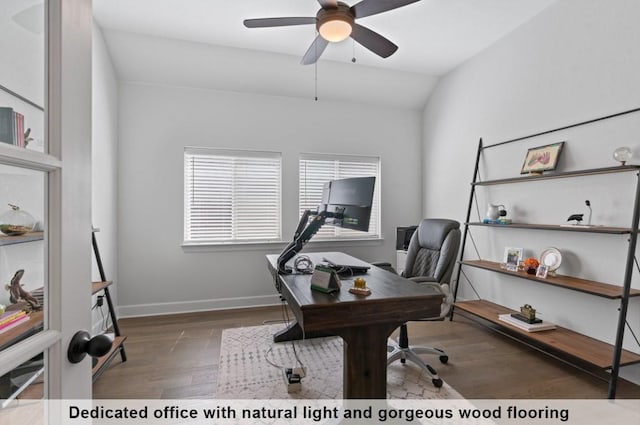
left=376, top=218, right=460, bottom=387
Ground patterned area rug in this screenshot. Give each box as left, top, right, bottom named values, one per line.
left=216, top=324, right=463, bottom=399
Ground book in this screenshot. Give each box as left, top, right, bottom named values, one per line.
left=0, top=310, right=27, bottom=326
left=498, top=313, right=557, bottom=332
left=0, top=106, right=16, bottom=144
left=14, top=111, right=24, bottom=147
left=510, top=313, right=542, bottom=324
left=0, top=314, right=29, bottom=334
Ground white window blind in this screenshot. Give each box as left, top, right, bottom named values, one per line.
left=299, top=153, right=381, bottom=239
left=184, top=148, right=281, bottom=243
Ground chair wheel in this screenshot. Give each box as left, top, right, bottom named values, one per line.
left=439, top=355, right=449, bottom=364
left=432, top=378, right=443, bottom=388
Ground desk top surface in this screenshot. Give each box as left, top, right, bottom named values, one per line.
left=266, top=252, right=444, bottom=331
left=266, top=251, right=443, bottom=308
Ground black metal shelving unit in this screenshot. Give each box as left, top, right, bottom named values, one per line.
left=452, top=107, right=640, bottom=399
left=91, top=229, right=127, bottom=381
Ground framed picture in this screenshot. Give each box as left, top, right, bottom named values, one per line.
left=536, top=265, right=549, bottom=278
left=503, top=247, right=523, bottom=266
left=520, top=141, right=565, bottom=174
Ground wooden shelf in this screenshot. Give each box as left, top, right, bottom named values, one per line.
left=0, top=231, right=44, bottom=246
left=466, top=222, right=631, bottom=234
left=460, top=259, right=640, bottom=299
left=91, top=281, right=113, bottom=295
left=473, top=165, right=640, bottom=186
left=92, top=335, right=126, bottom=381
left=0, top=309, right=44, bottom=351
left=454, top=299, right=640, bottom=369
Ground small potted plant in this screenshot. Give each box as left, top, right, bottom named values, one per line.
left=523, top=257, right=540, bottom=275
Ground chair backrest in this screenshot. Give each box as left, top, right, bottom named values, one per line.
left=403, top=218, right=461, bottom=283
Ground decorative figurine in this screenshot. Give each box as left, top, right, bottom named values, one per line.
left=24, top=128, right=34, bottom=147
left=5, top=269, right=41, bottom=310
left=566, top=214, right=584, bottom=225
left=585, top=200, right=592, bottom=226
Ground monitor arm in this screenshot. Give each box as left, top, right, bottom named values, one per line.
left=277, top=208, right=342, bottom=275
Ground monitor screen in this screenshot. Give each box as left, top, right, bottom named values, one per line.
left=319, top=176, right=375, bottom=232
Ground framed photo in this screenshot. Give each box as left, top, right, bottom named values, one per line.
left=536, top=265, right=549, bottom=278
left=503, top=247, right=524, bottom=266
left=520, top=141, right=565, bottom=174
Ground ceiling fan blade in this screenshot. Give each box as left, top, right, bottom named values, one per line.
left=351, top=24, right=398, bottom=58
left=317, top=0, right=338, bottom=8
left=301, top=35, right=330, bottom=65
left=243, top=17, right=316, bottom=28
left=351, top=0, right=420, bottom=19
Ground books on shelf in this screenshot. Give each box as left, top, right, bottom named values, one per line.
left=0, top=309, right=26, bottom=325
left=0, top=310, right=30, bottom=334
left=0, top=106, right=26, bottom=147
left=498, top=313, right=557, bottom=332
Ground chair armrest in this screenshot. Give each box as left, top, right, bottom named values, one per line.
left=409, top=279, right=454, bottom=319
left=371, top=262, right=397, bottom=275
left=408, top=276, right=438, bottom=284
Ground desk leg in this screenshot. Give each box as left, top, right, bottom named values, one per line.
left=336, top=324, right=398, bottom=399
left=273, top=321, right=334, bottom=343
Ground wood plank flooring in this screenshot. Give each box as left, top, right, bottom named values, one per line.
left=92, top=305, right=640, bottom=399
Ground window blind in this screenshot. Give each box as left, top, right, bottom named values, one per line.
left=184, top=148, right=281, bottom=243
left=299, top=153, right=381, bottom=239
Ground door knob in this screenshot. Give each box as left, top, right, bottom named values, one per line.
left=67, top=331, right=113, bottom=363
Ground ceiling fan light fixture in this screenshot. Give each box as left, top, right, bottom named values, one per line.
left=319, top=18, right=352, bottom=42
left=316, top=3, right=354, bottom=43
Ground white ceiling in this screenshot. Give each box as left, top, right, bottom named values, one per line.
left=92, top=0, right=558, bottom=108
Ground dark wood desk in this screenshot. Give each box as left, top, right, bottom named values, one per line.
left=266, top=252, right=443, bottom=399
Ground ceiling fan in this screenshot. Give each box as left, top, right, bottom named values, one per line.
left=243, top=0, right=421, bottom=65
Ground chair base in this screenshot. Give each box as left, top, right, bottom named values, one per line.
left=387, top=324, right=448, bottom=388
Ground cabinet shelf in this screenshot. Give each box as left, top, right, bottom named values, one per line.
left=473, top=165, right=640, bottom=186
left=466, top=222, right=631, bottom=234
left=454, top=300, right=640, bottom=369
left=0, top=231, right=44, bottom=246
left=461, top=259, right=640, bottom=299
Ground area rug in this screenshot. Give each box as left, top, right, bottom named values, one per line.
left=216, top=324, right=463, bottom=399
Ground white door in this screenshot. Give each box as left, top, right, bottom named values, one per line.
left=0, top=0, right=93, bottom=406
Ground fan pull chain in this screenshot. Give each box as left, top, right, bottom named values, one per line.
left=314, top=29, right=319, bottom=101
left=352, top=39, right=356, bottom=63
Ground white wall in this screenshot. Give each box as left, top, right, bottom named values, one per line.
left=117, top=83, right=423, bottom=317
left=422, top=0, right=640, bottom=380
left=91, top=23, right=119, bottom=331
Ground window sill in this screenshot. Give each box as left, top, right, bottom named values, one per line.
left=181, top=237, right=384, bottom=253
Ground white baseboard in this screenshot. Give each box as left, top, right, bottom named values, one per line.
left=116, top=294, right=281, bottom=318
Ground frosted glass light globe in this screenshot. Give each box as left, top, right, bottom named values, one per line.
left=613, top=147, right=632, bottom=166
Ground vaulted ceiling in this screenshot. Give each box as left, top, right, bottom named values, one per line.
left=93, top=0, right=557, bottom=108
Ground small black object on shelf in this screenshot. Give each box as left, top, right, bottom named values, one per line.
left=567, top=213, right=583, bottom=224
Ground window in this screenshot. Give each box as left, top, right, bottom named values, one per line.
left=184, top=148, right=281, bottom=243
left=299, top=153, right=381, bottom=239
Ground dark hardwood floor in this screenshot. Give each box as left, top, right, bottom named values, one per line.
left=92, top=305, right=640, bottom=399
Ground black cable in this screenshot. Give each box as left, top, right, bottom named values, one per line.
left=294, top=255, right=314, bottom=274
left=279, top=297, right=305, bottom=369
left=100, top=304, right=108, bottom=332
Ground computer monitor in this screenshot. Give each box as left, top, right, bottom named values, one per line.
left=277, top=176, right=376, bottom=274
left=319, top=176, right=375, bottom=232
